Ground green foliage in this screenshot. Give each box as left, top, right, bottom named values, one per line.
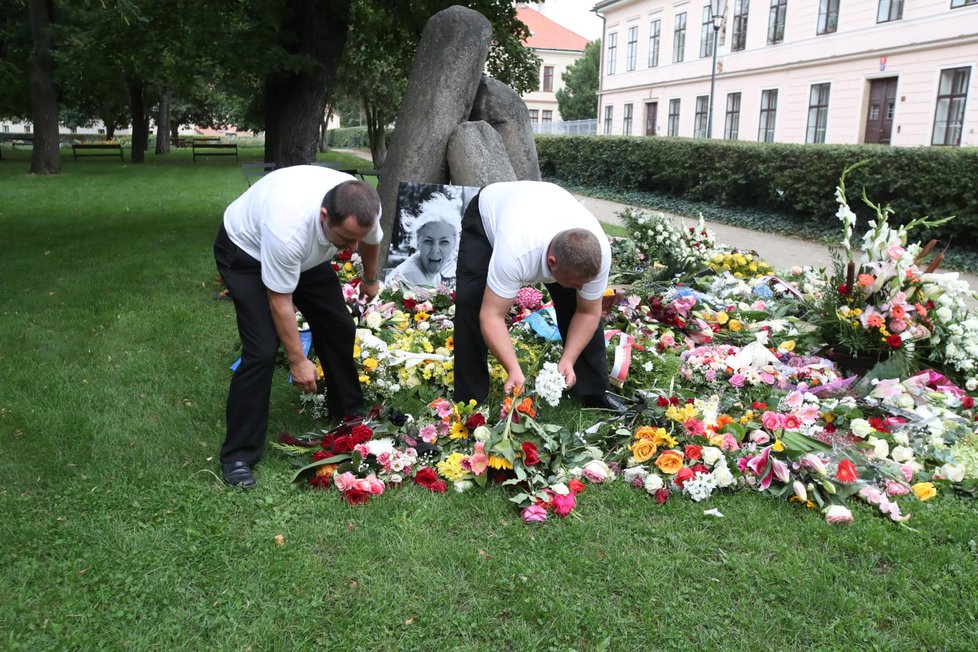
left=537, top=136, right=978, bottom=250
left=326, top=126, right=373, bottom=149
left=555, top=39, right=600, bottom=121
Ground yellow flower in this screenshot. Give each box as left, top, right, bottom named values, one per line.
left=353, top=344, right=361, bottom=357
left=634, top=425, right=659, bottom=440
left=437, top=453, right=470, bottom=482
left=488, top=454, right=513, bottom=470
left=654, top=450, right=684, bottom=475
left=650, top=428, right=677, bottom=448
left=343, top=262, right=353, bottom=272
left=629, top=438, right=658, bottom=463
left=414, top=312, right=430, bottom=322
left=714, top=311, right=729, bottom=325
left=772, top=439, right=784, bottom=452
left=449, top=422, right=469, bottom=440
left=363, top=357, right=379, bottom=371
left=911, top=482, right=937, bottom=502
left=779, top=340, right=796, bottom=353
left=728, top=319, right=743, bottom=332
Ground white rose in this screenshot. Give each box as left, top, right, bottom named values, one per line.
left=622, top=466, right=649, bottom=484
left=550, top=482, right=570, bottom=496
left=890, top=445, right=915, bottom=463
left=866, top=436, right=889, bottom=459
left=702, top=446, right=724, bottom=466
left=365, top=311, right=383, bottom=329
left=453, top=480, right=473, bottom=492
left=938, top=463, right=966, bottom=483
left=937, top=306, right=953, bottom=322
left=643, top=473, right=664, bottom=493
left=849, top=418, right=872, bottom=438
left=713, top=465, right=734, bottom=488
left=473, top=425, right=491, bottom=442
left=892, top=431, right=910, bottom=446
left=968, top=378, right=978, bottom=392
left=895, top=394, right=915, bottom=409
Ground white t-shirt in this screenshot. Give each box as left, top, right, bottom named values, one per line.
left=478, top=181, right=611, bottom=301
left=223, top=165, right=383, bottom=294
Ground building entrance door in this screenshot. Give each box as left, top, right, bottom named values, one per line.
left=645, top=102, right=658, bottom=136
left=864, top=77, right=897, bottom=144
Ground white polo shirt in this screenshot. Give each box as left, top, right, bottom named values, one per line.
left=477, top=181, right=611, bottom=301
left=223, top=165, right=383, bottom=294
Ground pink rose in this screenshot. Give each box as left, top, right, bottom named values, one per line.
left=900, top=464, right=914, bottom=482
left=885, top=480, right=910, bottom=496
left=521, top=505, right=548, bottom=523
left=333, top=472, right=357, bottom=492
left=729, top=374, right=746, bottom=387
left=859, top=486, right=884, bottom=505
left=720, top=433, right=740, bottom=451
left=551, top=492, right=576, bottom=517
left=824, top=505, right=853, bottom=524
left=582, top=460, right=612, bottom=483
left=761, top=411, right=783, bottom=431
left=749, top=430, right=771, bottom=445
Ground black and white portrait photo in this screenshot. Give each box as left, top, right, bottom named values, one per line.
left=384, top=182, right=478, bottom=289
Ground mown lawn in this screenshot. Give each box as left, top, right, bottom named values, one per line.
left=1, top=149, right=976, bottom=650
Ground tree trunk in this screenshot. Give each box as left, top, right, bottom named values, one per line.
left=104, top=121, right=117, bottom=140
left=128, top=80, right=148, bottom=163
left=364, top=102, right=386, bottom=168
left=263, top=0, right=350, bottom=167
left=28, top=0, right=61, bottom=175
left=155, top=89, right=171, bottom=154
left=318, top=105, right=333, bottom=153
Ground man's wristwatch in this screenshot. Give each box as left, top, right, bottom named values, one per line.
left=361, top=276, right=378, bottom=284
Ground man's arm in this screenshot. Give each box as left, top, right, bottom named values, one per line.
left=556, top=295, right=602, bottom=390
left=267, top=290, right=318, bottom=394
left=358, top=241, right=381, bottom=301
left=479, top=288, right=525, bottom=394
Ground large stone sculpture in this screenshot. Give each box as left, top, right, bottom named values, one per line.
left=376, top=4, right=545, bottom=268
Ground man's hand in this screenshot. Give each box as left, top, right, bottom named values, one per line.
left=504, top=368, right=526, bottom=396
left=290, top=358, right=319, bottom=394
left=358, top=279, right=380, bottom=301
left=557, top=358, right=577, bottom=390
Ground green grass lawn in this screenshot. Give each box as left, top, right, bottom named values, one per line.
left=1, top=150, right=977, bottom=650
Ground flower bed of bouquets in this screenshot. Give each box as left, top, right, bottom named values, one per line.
left=275, top=170, right=978, bottom=526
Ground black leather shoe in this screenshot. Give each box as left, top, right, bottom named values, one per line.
left=581, top=393, right=629, bottom=412
left=222, top=461, right=257, bottom=489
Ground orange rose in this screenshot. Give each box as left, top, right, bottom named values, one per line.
left=654, top=450, right=684, bottom=475
left=635, top=425, right=658, bottom=440
left=629, top=438, right=658, bottom=463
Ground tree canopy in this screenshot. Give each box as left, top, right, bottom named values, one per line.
left=555, top=39, right=599, bottom=122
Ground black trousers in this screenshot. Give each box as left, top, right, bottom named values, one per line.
left=214, top=225, right=363, bottom=467
left=453, top=196, right=610, bottom=404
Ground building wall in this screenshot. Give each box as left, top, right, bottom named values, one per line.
left=524, top=48, right=586, bottom=123
left=595, top=0, right=978, bottom=146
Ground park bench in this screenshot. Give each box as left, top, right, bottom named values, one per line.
left=241, top=162, right=276, bottom=187
left=357, top=168, right=382, bottom=181
left=72, top=142, right=125, bottom=162
left=192, top=141, right=238, bottom=163
left=173, top=136, right=219, bottom=148
left=311, top=161, right=359, bottom=175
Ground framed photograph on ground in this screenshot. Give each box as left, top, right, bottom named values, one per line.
left=384, top=182, right=479, bottom=290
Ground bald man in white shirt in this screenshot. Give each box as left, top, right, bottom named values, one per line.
left=453, top=180, right=625, bottom=412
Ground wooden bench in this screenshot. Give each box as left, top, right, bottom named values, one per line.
left=72, top=143, right=124, bottom=162
left=192, top=141, right=238, bottom=162
left=241, top=162, right=276, bottom=187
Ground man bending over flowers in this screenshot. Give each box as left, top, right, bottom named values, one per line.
left=214, top=166, right=383, bottom=489
left=454, top=180, right=625, bottom=412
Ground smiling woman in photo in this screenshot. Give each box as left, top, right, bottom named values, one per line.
left=388, top=192, right=462, bottom=288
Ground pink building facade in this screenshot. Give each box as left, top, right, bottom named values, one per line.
left=592, top=0, right=978, bottom=146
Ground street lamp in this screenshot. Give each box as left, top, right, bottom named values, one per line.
left=706, top=0, right=726, bottom=139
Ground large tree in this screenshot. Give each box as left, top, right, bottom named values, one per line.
left=28, top=0, right=60, bottom=174
left=555, top=39, right=599, bottom=121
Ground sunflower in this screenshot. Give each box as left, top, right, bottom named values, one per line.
left=488, top=454, right=513, bottom=470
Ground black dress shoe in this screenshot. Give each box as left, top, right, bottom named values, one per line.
left=222, top=461, right=257, bottom=489
left=581, top=393, right=629, bottom=412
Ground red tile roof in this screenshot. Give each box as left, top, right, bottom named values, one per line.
left=516, top=6, right=589, bottom=52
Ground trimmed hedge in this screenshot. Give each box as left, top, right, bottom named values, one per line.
left=536, top=136, right=978, bottom=249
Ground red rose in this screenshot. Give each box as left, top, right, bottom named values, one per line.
left=568, top=479, right=586, bottom=495
left=887, top=334, right=903, bottom=349
left=670, top=396, right=680, bottom=406
left=868, top=416, right=889, bottom=433
left=752, top=401, right=767, bottom=410
left=308, top=474, right=332, bottom=489
left=684, top=444, right=703, bottom=461
left=838, top=283, right=849, bottom=295
left=657, top=396, right=670, bottom=408
left=351, top=424, right=373, bottom=445
left=836, top=459, right=859, bottom=484
left=342, top=487, right=371, bottom=504
left=413, top=467, right=447, bottom=493
left=674, top=466, right=695, bottom=488
left=962, top=396, right=975, bottom=409
left=402, top=298, right=417, bottom=311
left=690, top=464, right=709, bottom=477
left=521, top=442, right=541, bottom=466
left=465, top=413, right=486, bottom=429
left=332, top=436, right=355, bottom=453
left=312, top=450, right=331, bottom=461
left=654, top=488, right=671, bottom=504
